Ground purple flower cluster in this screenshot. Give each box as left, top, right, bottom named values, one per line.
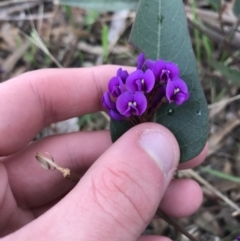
left=102, top=53, right=190, bottom=122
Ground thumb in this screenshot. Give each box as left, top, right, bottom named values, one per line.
left=4, top=123, right=179, bottom=241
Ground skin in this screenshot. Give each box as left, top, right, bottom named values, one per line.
left=0, top=66, right=208, bottom=241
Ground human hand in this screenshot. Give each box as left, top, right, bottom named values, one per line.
left=0, top=66, right=207, bottom=241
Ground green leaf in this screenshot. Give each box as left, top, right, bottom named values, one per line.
left=233, top=0, right=240, bottom=18
left=110, top=0, right=209, bottom=163
left=59, top=0, right=138, bottom=12
left=110, top=120, right=132, bottom=142
left=208, top=59, right=240, bottom=86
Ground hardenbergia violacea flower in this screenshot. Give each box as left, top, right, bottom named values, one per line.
left=102, top=53, right=190, bottom=125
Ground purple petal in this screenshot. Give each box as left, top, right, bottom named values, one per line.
left=166, top=62, right=180, bottom=79
left=145, top=59, right=156, bottom=70
left=133, top=91, right=147, bottom=115
left=108, top=76, right=125, bottom=97
left=173, top=93, right=188, bottom=105
left=153, top=60, right=166, bottom=80
left=137, top=53, right=145, bottom=69
left=116, top=91, right=133, bottom=117
left=237, top=236, right=240, bottom=241
left=102, top=91, right=115, bottom=109
left=136, top=79, right=143, bottom=91
left=166, top=77, right=190, bottom=105
left=143, top=69, right=155, bottom=93
left=172, top=77, right=189, bottom=93
left=166, top=80, right=175, bottom=103
left=116, top=91, right=147, bottom=117
left=126, top=70, right=144, bottom=91
left=109, top=109, right=124, bottom=120
left=117, top=68, right=129, bottom=83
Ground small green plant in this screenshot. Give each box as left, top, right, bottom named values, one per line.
left=101, top=24, right=109, bottom=62
left=84, top=10, right=99, bottom=30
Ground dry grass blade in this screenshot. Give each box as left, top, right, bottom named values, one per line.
left=0, top=13, right=53, bottom=21
left=1, top=41, right=30, bottom=73
left=209, top=97, right=228, bottom=119
left=187, top=16, right=240, bottom=49
left=185, top=6, right=237, bottom=24
left=78, top=41, right=129, bottom=55
left=1, top=2, right=40, bottom=15
left=0, top=0, right=42, bottom=7
left=181, top=169, right=240, bottom=213
left=100, top=111, right=110, bottom=122
left=21, top=29, right=62, bottom=68
left=107, top=10, right=131, bottom=56
left=208, top=117, right=240, bottom=156
left=208, top=94, right=240, bottom=109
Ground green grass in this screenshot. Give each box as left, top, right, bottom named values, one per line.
left=200, top=166, right=240, bottom=184
left=101, top=24, right=109, bottom=62
left=84, top=10, right=99, bottom=30
left=191, top=0, right=201, bottom=62
left=202, top=35, right=213, bottom=60
left=63, top=5, right=75, bottom=25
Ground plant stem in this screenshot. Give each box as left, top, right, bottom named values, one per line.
left=58, top=167, right=80, bottom=183
left=156, top=208, right=200, bottom=241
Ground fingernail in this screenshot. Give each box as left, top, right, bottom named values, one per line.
left=139, top=130, right=178, bottom=174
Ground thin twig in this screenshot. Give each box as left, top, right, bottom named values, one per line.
left=156, top=209, right=200, bottom=241
left=35, top=152, right=80, bottom=183
left=59, top=167, right=80, bottom=183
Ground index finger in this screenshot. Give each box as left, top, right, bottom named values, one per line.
left=0, top=65, right=125, bottom=156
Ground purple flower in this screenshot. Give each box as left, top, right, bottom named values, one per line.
left=166, top=77, right=190, bottom=105
left=109, top=109, right=124, bottom=120
left=153, top=60, right=180, bottom=83
left=137, top=53, right=145, bottom=69
left=237, top=236, right=240, bottom=241
left=116, top=91, right=147, bottom=117
left=102, top=54, right=190, bottom=121
left=102, top=91, right=115, bottom=110
left=145, top=59, right=156, bottom=70
left=108, top=76, right=125, bottom=97
left=102, top=92, right=123, bottom=120
left=126, top=69, right=155, bottom=93
left=117, top=68, right=129, bottom=83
